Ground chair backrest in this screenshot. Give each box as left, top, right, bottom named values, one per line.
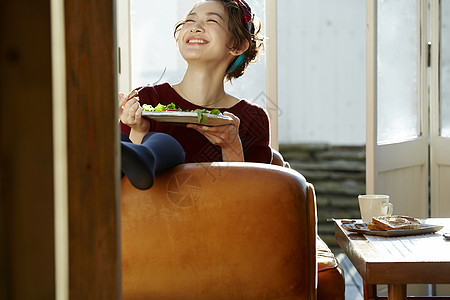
left=121, top=162, right=317, bottom=299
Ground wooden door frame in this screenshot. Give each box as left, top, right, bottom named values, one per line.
left=64, top=0, right=121, bottom=298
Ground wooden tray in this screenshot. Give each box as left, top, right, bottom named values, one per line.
left=142, top=111, right=233, bottom=126
left=342, top=222, right=444, bottom=237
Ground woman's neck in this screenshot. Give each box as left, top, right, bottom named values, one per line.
left=174, top=67, right=231, bottom=108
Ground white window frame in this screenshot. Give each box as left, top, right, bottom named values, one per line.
left=430, top=0, right=450, bottom=219
left=265, top=0, right=278, bottom=149
left=116, top=0, right=132, bottom=95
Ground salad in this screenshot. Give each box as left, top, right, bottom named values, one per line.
left=142, top=103, right=222, bottom=124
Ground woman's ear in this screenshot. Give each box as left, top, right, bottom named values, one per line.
left=231, top=39, right=250, bottom=56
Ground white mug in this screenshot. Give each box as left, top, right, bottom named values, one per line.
left=358, top=194, right=393, bottom=223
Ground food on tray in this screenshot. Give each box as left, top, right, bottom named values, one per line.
left=142, top=103, right=222, bottom=124
left=369, top=215, right=421, bottom=231
left=367, top=223, right=385, bottom=231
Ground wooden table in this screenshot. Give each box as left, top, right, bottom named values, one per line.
left=335, top=218, right=450, bottom=300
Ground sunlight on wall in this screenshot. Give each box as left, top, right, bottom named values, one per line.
left=277, top=0, right=366, bottom=145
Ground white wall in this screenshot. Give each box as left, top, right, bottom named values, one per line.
left=277, top=0, right=366, bottom=145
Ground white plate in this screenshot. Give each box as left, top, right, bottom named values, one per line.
left=142, top=111, right=233, bottom=126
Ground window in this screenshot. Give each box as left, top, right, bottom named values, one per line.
left=377, top=0, right=420, bottom=144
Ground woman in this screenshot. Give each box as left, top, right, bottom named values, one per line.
left=120, top=0, right=271, bottom=165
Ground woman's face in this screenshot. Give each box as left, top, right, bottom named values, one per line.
left=177, top=1, right=236, bottom=68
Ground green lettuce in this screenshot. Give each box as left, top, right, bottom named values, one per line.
left=141, top=103, right=223, bottom=124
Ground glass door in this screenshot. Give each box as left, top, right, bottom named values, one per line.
left=366, top=0, right=429, bottom=220
left=377, top=0, right=420, bottom=144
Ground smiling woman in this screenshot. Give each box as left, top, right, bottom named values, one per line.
left=125, top=0, right=266, bottom=109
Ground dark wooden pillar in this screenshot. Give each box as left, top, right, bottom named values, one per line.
left=0, top=0, right=55, bottom=299
left=64, top=0, right=120, bottom=299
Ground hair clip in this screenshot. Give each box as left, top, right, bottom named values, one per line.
left=235, top=0, right=252, bottom=24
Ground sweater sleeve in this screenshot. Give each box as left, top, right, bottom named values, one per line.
left=232, top=102, right=272, bottom=164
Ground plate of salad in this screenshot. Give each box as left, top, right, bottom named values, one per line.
left=141, top=103, right=234, bottom=126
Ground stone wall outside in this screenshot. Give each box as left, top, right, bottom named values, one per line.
left=279, top=144, right=366, bottom=253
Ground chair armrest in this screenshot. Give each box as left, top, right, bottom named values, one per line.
left=271, top=148, right=291, bottom=168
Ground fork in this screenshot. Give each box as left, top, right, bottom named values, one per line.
left=126, top=67, right=167, bottom=100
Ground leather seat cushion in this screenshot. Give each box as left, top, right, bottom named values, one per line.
left=317, top=236, right=345, bottom=300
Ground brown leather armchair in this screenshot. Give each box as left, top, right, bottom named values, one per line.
left=121, top=159, right=344, bottom=299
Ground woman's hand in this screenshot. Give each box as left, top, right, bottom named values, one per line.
left=187, top=112, right=244, bottom=162
left=118, top=92, right=150, bottom=143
